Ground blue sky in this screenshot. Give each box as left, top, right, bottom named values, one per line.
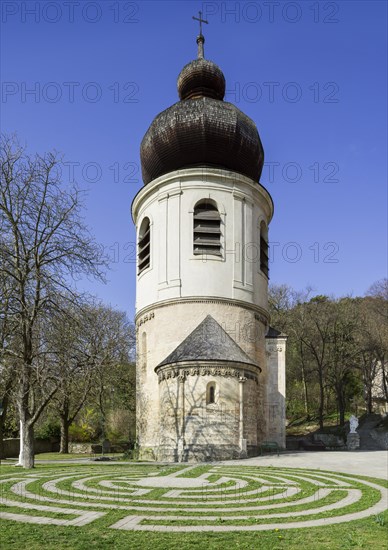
left=1, top=0, right=387, bottom=319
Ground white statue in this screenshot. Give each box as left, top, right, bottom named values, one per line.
left=349, top=415, right=359, bottom=434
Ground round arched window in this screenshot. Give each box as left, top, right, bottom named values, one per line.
left=193, top=201, right=221, bottom=256
left=138, top=218, right=150, bottom=275
left=206, top=382, right=216, bottom=405
left=260, top=221, right=269, bottom=278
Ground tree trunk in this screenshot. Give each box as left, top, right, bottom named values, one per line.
left=16, top=364, right=59, bottom=467
left=302, top=373, right=309, bottom=417
left=339, top=398, right=346, bottom=426
left=18, top=375, right=35, bottom=468
left=0, top=394, right=9, bottom=459
left=19, top=419, right=35, bottom=468
left=318, top=368, right=324, bottom=430
left=0, top=413, right=5, bottom=460
left=362, top=354, right=374, bottom=415
left=381, top=358, right=388, bottom=403
left=17, top=419, right=23, bottom=465
left=300, top=345, right=309, bottom=416
left=366, top=385, right=373, bottom=414
left=336, top=383, right=346, bottom=427
left=60, top=416, right=70, bottom=454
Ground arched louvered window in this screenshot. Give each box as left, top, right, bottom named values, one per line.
left=193, top=201, right=221, bottom=256
left=260, top=221, right=269, bottom=278
left=138, top=218, right=150, bottom=275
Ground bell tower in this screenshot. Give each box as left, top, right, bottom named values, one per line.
left=132, top=21, right=285, bottom=461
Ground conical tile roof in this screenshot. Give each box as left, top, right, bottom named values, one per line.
left=157, top=315, right=257, bottom=367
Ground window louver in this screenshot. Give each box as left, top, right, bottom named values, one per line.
left=193, top=203, right=221, bottom=256
left=260, top=235, right=269, bottom=278
left=138, top=221, right=150, bottom=275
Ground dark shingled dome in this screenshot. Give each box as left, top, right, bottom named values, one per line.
left=140, top=54, right=264, bottom=185
left=178, top=58, right=226, bottom=100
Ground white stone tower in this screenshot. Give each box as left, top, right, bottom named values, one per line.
left=132, top=29, right=286, bottom=461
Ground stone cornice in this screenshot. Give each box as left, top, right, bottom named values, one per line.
left=135, top=296, right=270, bottom=326
left=155, top=360, right=261, bottom=384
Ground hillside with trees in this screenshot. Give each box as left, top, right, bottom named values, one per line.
left=269, top=280, right=387, bottom=430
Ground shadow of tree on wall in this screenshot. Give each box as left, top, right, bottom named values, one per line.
left=158, top=370, right=249, bottom=462
left=136, top=386, right=152, bottom=457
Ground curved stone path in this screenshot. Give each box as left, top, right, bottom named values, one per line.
left=0, top=464, right=386, bottom=532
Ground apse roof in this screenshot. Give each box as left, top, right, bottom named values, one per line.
left=157, top=315, right=258, bottom=367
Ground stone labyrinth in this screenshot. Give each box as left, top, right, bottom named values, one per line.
left=0, top=464, right=387, bottom=532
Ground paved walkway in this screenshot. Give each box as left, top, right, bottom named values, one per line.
left=220, top=450, right=388, bottom=479
left=4, top=450, right=387, bottom=479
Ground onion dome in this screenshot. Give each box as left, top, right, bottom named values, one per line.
left=140, top=34, right=264, bottom=185
left=178, top=58, right=225, bottom=100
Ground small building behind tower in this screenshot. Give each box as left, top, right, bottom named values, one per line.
left=132, top=26, right=286, bottom=462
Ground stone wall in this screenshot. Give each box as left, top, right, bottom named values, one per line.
left=2, top=438, right=19, bottom=458
left=136, top=300, right=268, bottom=461
left=156, top=368, right=259, bottom=461
left=2, top=438, right=59, bottom=458
left=265, top=334, right=287, bottom=449
left=313, top=433, right=345, bottom=448
left=68, top=443, right=94, bottom=454
left=371, top=428, right=388, bottom=450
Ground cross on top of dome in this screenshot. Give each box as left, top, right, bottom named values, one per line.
left=192, top=10, right=208, bottom=36
left=192, top=10, right=208, bottom=59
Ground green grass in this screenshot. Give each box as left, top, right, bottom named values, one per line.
left=0, top=515, right=387, bottom=549
left=3, top=451, right=163, bottom=462
left=176, top=465, right=212, bottom=478
left=0, top=463, right=387, bottom=549
left=1, top=453, right=121, bottom=464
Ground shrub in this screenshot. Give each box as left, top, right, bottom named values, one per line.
left=35, top=419, right=60, bottom=440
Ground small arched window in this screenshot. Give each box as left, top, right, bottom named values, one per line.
left=260, top=221, right=269, bottom=278
left=206, top=382, right=216, bottom=405
left=193, top=201, right=221, bottom=256
left=138, top=218, right=150, bottom=275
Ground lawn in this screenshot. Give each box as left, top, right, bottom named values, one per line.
left=0, top=462, right=387, bottom=549
left=33, top=452, right=123, bottom=461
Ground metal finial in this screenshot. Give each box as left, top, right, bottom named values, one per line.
left=192, top=11, right=208, bottom=58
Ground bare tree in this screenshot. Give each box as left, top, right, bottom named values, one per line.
left=359, top=283, right=388, bottom=408
left=0, top=365, right=14, bottom=459
left=0, top=269, right=16, bottom=457
left=0, top=135, right=106, bottom=467
left=50, top=301, right=135, bottom=453
left=295, top=296, right=334, bottom=429
left=270, top=281, right=387, bottom=427
left=367, top=278, right=388, bottom=305
left=48, top=302, right=94, bottom=454
left=269, top=284, right=313, bottom=417
left=87, top=305, right=135, bottom=445
left=325, top=299, right=361, bottom=426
